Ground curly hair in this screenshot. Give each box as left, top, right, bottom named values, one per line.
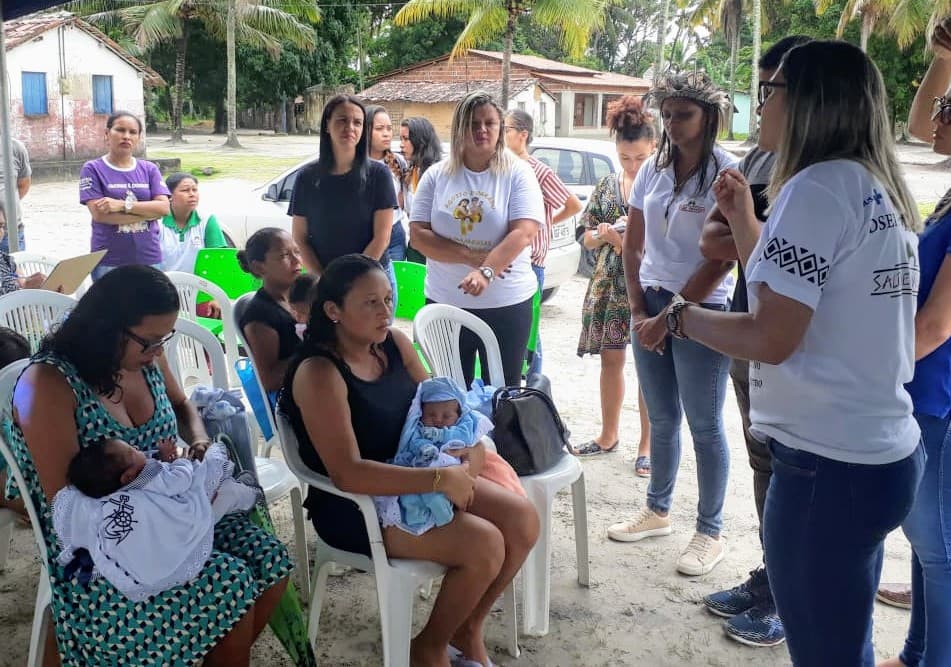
left=605, top=96, right=655, bottom=144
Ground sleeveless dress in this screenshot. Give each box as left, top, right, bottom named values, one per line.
left=281, top=332, right=417, bottom=556
left=4, top=352, right=293, bottom=666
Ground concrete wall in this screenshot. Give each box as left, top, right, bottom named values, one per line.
left=6, top=24, right=147, bottom=162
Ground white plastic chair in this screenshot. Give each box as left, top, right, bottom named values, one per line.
left=413, top=303, right=590, bottom=637
left=165, top=317, right=309, bottom=593
left=0, top=358, right=52, bottom=667
left=165, top=271, right=242, bottom=388
left=0, top=290, right=77, bottom=353
left=276, top=409, right=451, bottom=666
left=11, top=251, right=91, bottom=298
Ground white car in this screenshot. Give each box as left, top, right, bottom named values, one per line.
left=208, top=137, right=620, bottom=300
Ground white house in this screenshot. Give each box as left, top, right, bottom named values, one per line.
left=4, top=12, right=164, bottom=163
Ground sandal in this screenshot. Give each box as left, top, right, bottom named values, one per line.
left=635, top=456, right=651, bottom=477
left=571, top=440, right=619, bottom=457
left=448, top=645, right=494, bottom=667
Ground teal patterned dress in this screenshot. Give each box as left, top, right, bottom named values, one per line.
left=5, top=353, right=293, bottom=666
left=577, top=173, right=632, bottom=356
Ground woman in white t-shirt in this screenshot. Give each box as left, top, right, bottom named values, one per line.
left=609, top=72, right=737, bottom=579
left=669, top=41, right=924, bottom=666
left=410, top=91, right=544, bottom=386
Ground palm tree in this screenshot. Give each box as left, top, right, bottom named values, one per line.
left=747, top=0, right=761, bottom=138
left=691, top=0, right=742, bottom=138
left=71, top=0, right=318, bottom=143
left=814, top=0, right=942, bottom=51
left=653, top=0, right=673, bottom=83
left=394, top=0, right=612, bottom=107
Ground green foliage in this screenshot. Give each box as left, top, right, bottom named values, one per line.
left=368, top=13, right=466, bottom=76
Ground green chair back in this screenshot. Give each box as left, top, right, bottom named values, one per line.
left=393, top=260, right=427, bottom=321
left=526, top=288, right=541, bottom=355
left=195, top=248, right=262, bottom=299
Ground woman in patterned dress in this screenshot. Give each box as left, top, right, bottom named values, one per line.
left=6, top=265, right=292, bottom=666
left=574, top=96, right=655, bottom=472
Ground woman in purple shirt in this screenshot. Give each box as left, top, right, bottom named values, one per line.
left=79, top=111, right=170, bottom=280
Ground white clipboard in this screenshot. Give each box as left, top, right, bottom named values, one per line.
left=41, top=250, right=108, bottom=293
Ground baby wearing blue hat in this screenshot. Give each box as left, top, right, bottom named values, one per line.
left=373, top=376, right=491, bottom=535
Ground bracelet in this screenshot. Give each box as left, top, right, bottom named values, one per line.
left=433, top=468, right=441, bottom=492
left=665, top=296, right=694, bottom=340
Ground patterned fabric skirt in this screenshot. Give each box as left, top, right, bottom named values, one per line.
left=52, top=513, right=292, bottom=666
left=578, top=249, right=631, bottom=355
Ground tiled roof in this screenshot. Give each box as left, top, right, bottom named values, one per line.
left=468, top=49, right=597, bottom=75
left=4, top=11, right=165, bottom=87
left=361, top=78, right=543, bottom=104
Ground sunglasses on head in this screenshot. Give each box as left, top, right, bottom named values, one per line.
left=125, top=329, right=175, bottom=354
left=933, top=97, right=951, bottom=126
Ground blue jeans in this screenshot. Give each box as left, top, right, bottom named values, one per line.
left=0, top=222, right=24, bottom=253
left=632, top=286, right=730, bottom=537
left=528, top=264, right=544, bottom=376
left=387, top=222, right=407, bottom=263
left=765, top=439, right=924, bottom=667
left=901, top=414, right=951, bottom=667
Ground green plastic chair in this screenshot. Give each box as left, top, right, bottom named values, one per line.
left=194, top=248, right=262, bottom=300
left=393, top=260, right=427, bottom=321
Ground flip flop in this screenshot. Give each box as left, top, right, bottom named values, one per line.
left=635, top=456, right=651, bottom=477
left=448, top=645, right=495, bottom=667
left=571, top=439, right=619, bottom=456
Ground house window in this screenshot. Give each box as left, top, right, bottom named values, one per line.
left=573, top=94, right=596, bottom=128
left=21, top=72, right=47, bottom=116
left=601, top=95, right=621, bottom=126
left=92, top=75, right=114, bottom=115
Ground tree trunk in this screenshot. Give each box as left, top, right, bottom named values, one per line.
left=747, top=0, right=762, bottom=141
left=214, top=98, right=225, bottom=134
left=860, top=11, right=873, bottom=52
left=501, top=8, right=517, bottom=108
left=224, top=0, right=242, bottom=148
left=169, top=30, right=188, bottom=143
left=653, top=0, right=672, bottom=83
left=726, top=30, right=739, bottom=141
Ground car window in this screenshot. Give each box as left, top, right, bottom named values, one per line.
left=277, top=170, right=299, bottom=202
left=590, top=155, right=614, bottom=183
left=530, top=148, right=585, bottom=185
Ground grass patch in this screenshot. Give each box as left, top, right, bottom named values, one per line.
left=148, top=149, right=302, bottom=182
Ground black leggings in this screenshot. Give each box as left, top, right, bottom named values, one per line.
left=427, top=296, right=533, bottom=387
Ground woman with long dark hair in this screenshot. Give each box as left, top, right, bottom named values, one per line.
left=400, top=117, right=442, bottom=264
left=366, top=105, right=407, bottom=265
left=7, top=265, right=291, bottom=665
left=281, top=253, right=538, bottom=667
left=609, top=73, right=737, bottom=579
left=673, top=41, right=923, bottom=664
left=289, top=95, right=396, bottom=284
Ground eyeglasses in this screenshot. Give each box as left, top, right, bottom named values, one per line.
left=504, top=125, right=521, bottom=133
left=933, top=97, right=951, bottom=126
left=758, top=80, right=787, bottom=107
left=125, top=329, right=175, bottom=354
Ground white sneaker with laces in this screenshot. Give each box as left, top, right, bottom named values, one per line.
left=607, top=506, right=672, bottom=542
left=676, top=532, right=725, bottom=576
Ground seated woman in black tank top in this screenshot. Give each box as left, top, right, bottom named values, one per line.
left=237, top=228, right=303, bottom=394
left=280, top=254, right=539, bottom=667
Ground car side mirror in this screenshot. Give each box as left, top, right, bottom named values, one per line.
left=264, top=183, right=280, bottom=201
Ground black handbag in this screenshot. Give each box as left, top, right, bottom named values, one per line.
left=491, top=385, right=571, bottom=475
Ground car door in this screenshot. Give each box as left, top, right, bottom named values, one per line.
left=528, top=146, right=590, bottom=250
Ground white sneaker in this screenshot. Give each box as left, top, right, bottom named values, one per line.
left=676, top=532, right=725, bottom=576
left=607, top=507, right=672, bottom=542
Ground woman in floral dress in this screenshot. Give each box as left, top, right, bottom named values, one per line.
left=575, top=96, right=655, bottom=473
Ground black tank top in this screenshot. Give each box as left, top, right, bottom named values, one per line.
left=282, top=332, right=417, bottom=478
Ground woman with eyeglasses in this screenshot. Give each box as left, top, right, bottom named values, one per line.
left=409, top=91, right=544, bottom=386
left=878, top=17, right=951, bottom=667
left=608, top=73, right=737, bottom=579
left=5, top=265, right=291, bottom=665
left=289, top=95, right=397, bottom=290
left=366, top=105, right=408, bottom=267
left=667, top=41, right=923, bottom=665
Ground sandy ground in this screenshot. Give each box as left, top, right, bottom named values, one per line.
left=0, top=132, right=947, bottom=666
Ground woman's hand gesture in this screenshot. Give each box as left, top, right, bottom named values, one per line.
left=633, top=314, right=667, bottom=354
left=440, top=463, right=476, bottom=510
left=712, top=169, right=756, bottom=228
left=459, top=269, right=490, bottom=296
left=596, top=222, right=623, bottom=252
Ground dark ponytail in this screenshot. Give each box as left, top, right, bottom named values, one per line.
left=237, top=227, right=284, bottom=278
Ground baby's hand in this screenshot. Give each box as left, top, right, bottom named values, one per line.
left=444, top=447, right=469, bottom=461
left=157, top=437, right=178, bottom=462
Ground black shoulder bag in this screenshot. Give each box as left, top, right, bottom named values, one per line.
left=491, top=386, right=571, bottom=476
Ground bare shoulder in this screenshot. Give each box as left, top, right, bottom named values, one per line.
left=293, top=355, right=346, bottom=399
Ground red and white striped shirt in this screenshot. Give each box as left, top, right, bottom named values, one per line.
left=526, top=156, right=572, bottom=267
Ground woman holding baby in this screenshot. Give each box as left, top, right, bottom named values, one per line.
left=5, top=265, right=292, bottom=666
left=281, top=253, right=539, bottom=667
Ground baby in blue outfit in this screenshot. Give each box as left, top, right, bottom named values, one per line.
left=373, top=377, right=491, bottom=535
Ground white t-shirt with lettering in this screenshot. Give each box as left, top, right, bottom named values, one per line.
left=746, top=159, right=920, bottom=465
left=410, top=157, right=544, bottom=308
left=630, top=146, right=738, bottom=304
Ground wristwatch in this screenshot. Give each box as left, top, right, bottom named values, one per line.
left=665, top=293, right=693, bottom=339
left=478, top=266, right=495, bottom=283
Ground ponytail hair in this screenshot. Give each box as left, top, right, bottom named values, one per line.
left=237, top=227, right=284, bottom=278
left=606, top=96, right=655, bottom=144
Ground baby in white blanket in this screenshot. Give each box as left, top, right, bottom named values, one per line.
left=52, top=438, right=259, bottom=601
